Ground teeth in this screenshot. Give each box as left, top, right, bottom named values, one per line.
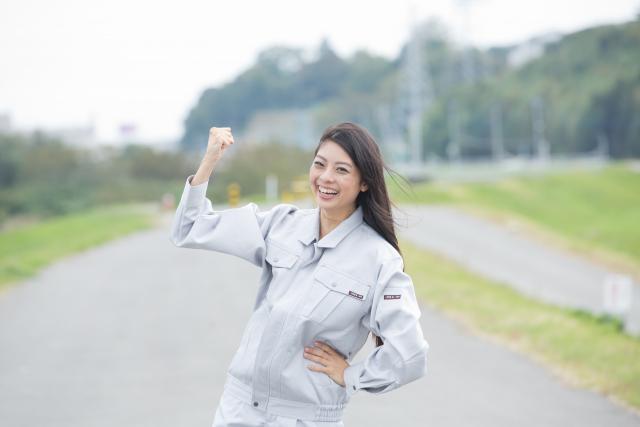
left=319, top=186, right=338, bottom=195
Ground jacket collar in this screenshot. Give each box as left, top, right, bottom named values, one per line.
left=298, top=205, right=363, bottom=248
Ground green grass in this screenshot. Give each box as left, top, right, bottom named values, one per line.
left=389, top=161, right=640, bottom=276
left=402, top=237, right=640, bottom=412
left=0, top=203, right=156, bottom=290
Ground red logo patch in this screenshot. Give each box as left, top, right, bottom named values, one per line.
left=384, top=294, right=401, bottom=300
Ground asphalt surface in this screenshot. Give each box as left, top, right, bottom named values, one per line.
left=0, top=208, right=639, bottom=426
left=393, top=204, right=639, bottom=315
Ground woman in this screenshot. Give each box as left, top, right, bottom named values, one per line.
left=170, top=122, right=429, bottom=426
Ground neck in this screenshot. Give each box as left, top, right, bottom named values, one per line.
left=319, top=205, right=356, bottom=240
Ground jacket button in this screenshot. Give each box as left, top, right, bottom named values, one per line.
left=352, top=385, right=356, bottom=390
left=331, top=282, right=337, bottom=287
left=273, top=257, right=279, bottom=262
left=253, top=401, right=259, bottom=407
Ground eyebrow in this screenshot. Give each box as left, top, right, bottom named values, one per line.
left=315, top=155, right=353, bottom=168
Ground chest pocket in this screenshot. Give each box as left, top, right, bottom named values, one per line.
left=265, top=240, right=299, bottom=305
left=265, top=238, right=299, bottom=269
left=300, top=264, right=371, bottom=324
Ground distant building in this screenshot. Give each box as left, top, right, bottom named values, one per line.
left=42, top=122, right=97, bottom=148
left=0, top=113, right=101, bottom=149
left=507, top=33, right=562, bottom=68
left=241, top=108, right=317, bottom=150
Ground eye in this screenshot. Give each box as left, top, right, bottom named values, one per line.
left=337, top=167, right=348, bottom=173
left=313, top=161, right=323, bottom=167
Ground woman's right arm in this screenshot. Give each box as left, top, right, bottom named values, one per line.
left=169, top=127, right=296, bottom=266
left=191, top=126, right=233, bottom=186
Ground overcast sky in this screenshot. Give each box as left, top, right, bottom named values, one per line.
left=1, top=0, right=638, bottom=144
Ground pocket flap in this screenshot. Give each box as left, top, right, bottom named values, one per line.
left=314, top=265, right=371, bottom=301
left=265, top=240, right=299, bottom=268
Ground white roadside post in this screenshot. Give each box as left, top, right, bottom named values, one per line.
left=603, top=274, right=639, bottom=336
left=624, top=283, right=640, bottom=337
left=266, top=174, right=278, bottom=204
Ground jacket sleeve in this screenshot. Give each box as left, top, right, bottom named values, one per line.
left=343, top=255, right=429, bottom=398
left=169, top=174, right=296, bottom=267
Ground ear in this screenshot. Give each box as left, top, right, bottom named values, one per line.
left=360, top=182, right=368, bottom=192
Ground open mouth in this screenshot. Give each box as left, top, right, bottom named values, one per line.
left=317, top=185, right=339, bottom=200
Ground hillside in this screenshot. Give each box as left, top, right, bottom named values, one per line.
left=180, top=19, right=640, bottom=159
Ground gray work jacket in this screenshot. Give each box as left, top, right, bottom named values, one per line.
left=170, top=175, right=429, bottom=422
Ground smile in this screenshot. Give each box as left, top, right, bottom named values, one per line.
left=318, top=185, right=339, bottom=195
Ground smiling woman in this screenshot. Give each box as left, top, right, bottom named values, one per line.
left=170, top=122, right=429, bottom=426
left=309, top=124, right=402, bottom=278
left=310, top=140, right=368, bottom=240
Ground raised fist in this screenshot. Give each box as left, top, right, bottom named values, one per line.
left=206, top=126, right=234, bottom=162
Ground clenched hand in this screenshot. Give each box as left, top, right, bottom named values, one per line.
left=205, top=126, right=235, bottom=163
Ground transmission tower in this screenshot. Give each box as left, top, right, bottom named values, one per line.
left=455, top=0, right=477, bottom=84
left=402, top=12, right=434, bottom=167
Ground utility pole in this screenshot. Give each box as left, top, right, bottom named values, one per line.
left=490, top=101, right=505, bottom=161
left=530, top=95, right=549, bottom=161
left=376, top=103, right=404, bottom=162
left=447, top=100, right=462, bottom=161
left=596, top=132, right=610, bottom=159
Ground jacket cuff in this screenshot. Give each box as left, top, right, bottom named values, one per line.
left=184, top=174, right=209, bottom=210
left=343, top=361, right=363, bottom=399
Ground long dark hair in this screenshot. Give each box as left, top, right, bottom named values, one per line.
left=314, top=122, right=411, bottom=347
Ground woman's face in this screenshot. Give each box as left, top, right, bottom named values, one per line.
left=309, top=140, right=368, bottom=213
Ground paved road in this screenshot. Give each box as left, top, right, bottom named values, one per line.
left=0, top=210, right=639, bottom=426
left=394, top=204, right=639, bottom=320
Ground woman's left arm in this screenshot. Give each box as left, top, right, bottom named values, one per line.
left=342, top=255, right=429, bottom=397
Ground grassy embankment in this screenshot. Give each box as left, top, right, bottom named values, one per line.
left=0, top=203, right=156, bottom=291
left=392, top=161, right=640, bottom=411
left=389, top=161, right=640, bottom=278
left=403, top=238, right=640, bottom=411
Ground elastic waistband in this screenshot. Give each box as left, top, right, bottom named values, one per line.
left=223, top=373, right=346, bottom=422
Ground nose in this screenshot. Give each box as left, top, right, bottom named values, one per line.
left=318, top=168, right=336, bottom=183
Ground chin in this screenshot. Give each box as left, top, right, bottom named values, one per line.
left=317, top=197, right=348, bottom=211
left=316, top=198, right=336, bottom=208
